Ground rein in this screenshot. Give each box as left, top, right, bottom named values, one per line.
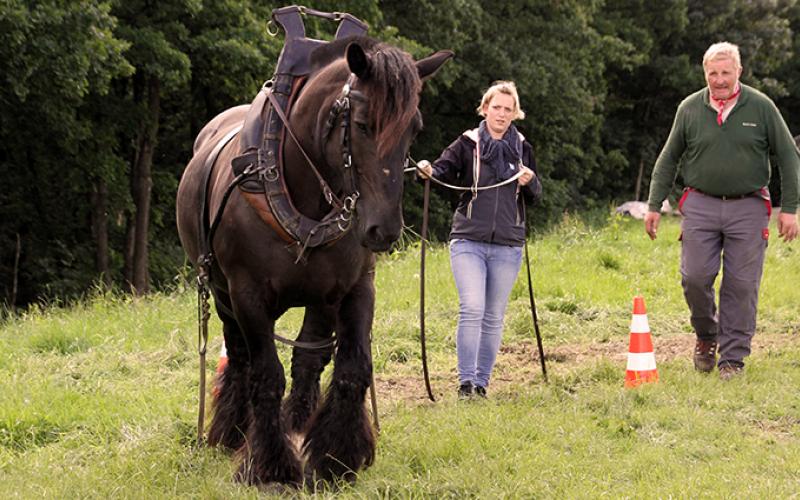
left=403, top=163, right=524, bottom=191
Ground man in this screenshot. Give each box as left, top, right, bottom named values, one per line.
left=645, top=42, right=799, bottom=381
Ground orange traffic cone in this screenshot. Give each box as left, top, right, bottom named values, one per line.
left=212, top=341, right=228, bottom=398
left=624, top=296, right=659, bottom=388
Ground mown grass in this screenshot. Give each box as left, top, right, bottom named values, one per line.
left=1, top=213, right=799, bottom=498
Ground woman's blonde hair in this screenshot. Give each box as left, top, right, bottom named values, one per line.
left=476, top=81, right=525, bottom=120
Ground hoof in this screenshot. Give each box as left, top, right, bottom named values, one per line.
left=302, top=467, right=357, bottom=493
left=207, top=426, right=246, bottom=451
left=234, top=454, right=302, bottom=488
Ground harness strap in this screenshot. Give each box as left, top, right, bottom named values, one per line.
left=273, top=332, right=336, bottom=349
left=198, top=125, right=244, bottom=262
left=266, top=91, right=344, bottom=210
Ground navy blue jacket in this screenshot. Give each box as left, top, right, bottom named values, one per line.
left=431, top=130, right=542, bottom=246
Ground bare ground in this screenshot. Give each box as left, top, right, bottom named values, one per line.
left=372, top=332, right=800, bottom=406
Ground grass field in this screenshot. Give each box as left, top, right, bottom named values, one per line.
left=1, top=213, right=799, bottom=498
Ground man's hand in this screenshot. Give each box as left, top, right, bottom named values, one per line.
left=416, top=160, right=433, bottom=179
left=644, top=211, right=661, bottom=240
left=518, top=166, right=535, bottom=186
left=778, top=212, right=798, bottom=242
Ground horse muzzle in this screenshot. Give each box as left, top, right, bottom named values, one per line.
left=362, top=221, right=402, bottom=252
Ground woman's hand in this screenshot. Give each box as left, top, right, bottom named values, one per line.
left=417, top=160, right=433, bottom=179
left=518, top=166, right=535, bottom=186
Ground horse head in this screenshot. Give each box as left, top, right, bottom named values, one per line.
left=288, top=38, right=453, bottom=251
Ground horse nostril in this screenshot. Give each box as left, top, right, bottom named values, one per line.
left=366, top=225, right=384, bottom=244
left=364, top=219, right=403, bottom=251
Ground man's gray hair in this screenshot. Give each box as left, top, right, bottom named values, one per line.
left=703, top=42, right=741, bottom=69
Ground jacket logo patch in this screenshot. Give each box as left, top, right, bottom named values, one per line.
left=742, top=122, right=758, bottom=127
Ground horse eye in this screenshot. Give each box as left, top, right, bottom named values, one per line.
left=356, top=122, right=369, bottom=134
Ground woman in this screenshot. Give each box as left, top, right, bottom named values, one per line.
left=418, top=81, right=542, bottom=398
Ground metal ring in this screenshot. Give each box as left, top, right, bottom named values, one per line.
left=263, top=166, right=279, bottom=183
left=343, top=193, right=359, bottom=212
left=266, top=19, right=279, bottom=37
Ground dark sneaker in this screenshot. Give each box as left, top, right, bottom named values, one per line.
left=474, top=385, right=487, bottom=398
left=457, top=382, right=474, bottom=399
left=693, top=339, right=717, bottom=373
left=719, top=364, right=743, bottom=381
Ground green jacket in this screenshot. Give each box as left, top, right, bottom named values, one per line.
left=647, top=84, right=800, bottom=213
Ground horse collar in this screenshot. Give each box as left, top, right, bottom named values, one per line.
left=227, top=71, right=366, bottom=260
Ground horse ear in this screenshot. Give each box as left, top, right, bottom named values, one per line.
left=346, top=42, right=371, bottom=78
left=416, top=50, right=454, bottom=82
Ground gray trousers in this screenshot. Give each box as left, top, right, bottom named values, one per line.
left=679, top=190, right=770, bottom=368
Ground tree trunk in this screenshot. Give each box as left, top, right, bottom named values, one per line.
left=129, top=74, right=161, bottom=295
left=90, top=179, right=111, bottom=287
left=634, top=158, right=644, bottom=202
left=11, top=233, right=21, bottom=309
left=123, top=211, right=135, bottom=290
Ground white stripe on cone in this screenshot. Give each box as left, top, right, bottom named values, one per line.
left=630, top=314, right=650, bottom=334
left=626, top=352, right=657, bottom=371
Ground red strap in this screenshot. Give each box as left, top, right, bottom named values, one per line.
left=678, top=188, right=691, bottom=214
left=712, top=86, right=741, bottom=126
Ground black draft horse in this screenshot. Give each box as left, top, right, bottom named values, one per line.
left=176, top=37, right=451, bottom=487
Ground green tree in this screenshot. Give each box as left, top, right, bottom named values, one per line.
left=382, top=0, right=630, bottom=236
left=597, top=0, right=795, bottom=206
left=0, top=0, right=132, bottom=304
left=109, top=0, right=281, bottom=295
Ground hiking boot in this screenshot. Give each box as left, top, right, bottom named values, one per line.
left=693, top=339, right=717, bottom=373
left=474, top=385, right=487, bottom=398
left=457, top=382, right=474, bottom=399
left=719, top=364, right=743, bottom=381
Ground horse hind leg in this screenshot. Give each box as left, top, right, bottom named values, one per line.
left=207, top=302, right=249, bottom=451
left=303, top=278, right=376, bottom=484
left=282, top=306, right=335, bottom=433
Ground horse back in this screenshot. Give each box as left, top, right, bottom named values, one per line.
left=193, top=105, right=249, bottom=155
left=178, top=106, right=248, bottom=264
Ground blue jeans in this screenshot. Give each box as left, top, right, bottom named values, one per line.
left=449, top=239, right=523, bottom=388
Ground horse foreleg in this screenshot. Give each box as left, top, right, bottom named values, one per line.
left=303, top=277, right=376, bottom=483
left=208, top=304, right=250, bottom=450
left=283, top=306, right=335, bottom=433
left=231, top=296, right=302, bottom=487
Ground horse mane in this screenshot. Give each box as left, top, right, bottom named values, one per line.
left=310, top=36, right=422, bottom=156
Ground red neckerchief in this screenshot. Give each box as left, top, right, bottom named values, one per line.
left=711, top=84, right=741, bottom=126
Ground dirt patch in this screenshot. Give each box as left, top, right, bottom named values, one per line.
left=372, top=333, right=800, bottom=407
